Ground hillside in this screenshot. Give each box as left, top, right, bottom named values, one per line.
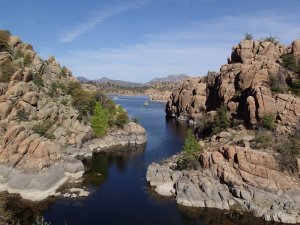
left=0, top=30, right=146, bottom=202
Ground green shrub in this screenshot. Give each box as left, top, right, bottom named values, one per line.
left=115, top=106, right=129, bottom=128
left=253, top=130, right=273, bottom=149
left=32, top=73, right=44, bottom=87
left=264, top=35, right=279, bottom=44
left=176, top=154, right=200, bottom=170
left=276, top=130, right=300, bottom=172
left=281, top=53, right=300, bottom=73
left=61, top=66, right=68, bottom=76
left=14, top=49, right=24, bottom=60
left=16, top=108, right=29, bottom=121
left=23, top=52, right=32, bottom=66
left=0, top=60, right=16, bottom=83
left=183, top=129, right=201, bottom=153
left=91, top=102, right=109, bottom=137
left=289, top=79, right=300, bottom=96
left=67, top=81, right=95, bottom=119
left=261, top=114, right=275, bottom=129
left=32, top=121, right=53, bottom=139
left=213, top=105, right=230, bottom=134
left=269, top=72, right=288, bottom=93
left=244, top=32, right=253, bottom=40
left=0, top=30, right=10, bottom=51
left=48, top=82, right=66, bottom=97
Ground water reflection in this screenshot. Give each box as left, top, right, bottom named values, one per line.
left=82, top=144, right=146, bottom=188
left=165, top=117, right=190, bottom=137
left=178, top=207, right=280, bottom=225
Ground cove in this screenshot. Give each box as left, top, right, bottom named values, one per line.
left=6, top=96, right=273, bottom=225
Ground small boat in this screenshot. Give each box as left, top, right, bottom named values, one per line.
left=113, top=96, right=118, bottom=100
left=144, top=100, right=149, bottom=106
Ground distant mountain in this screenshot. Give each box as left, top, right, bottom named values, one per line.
left=77, top=76, right=91, bottom=83
left=94, top=77, right=144, bottom=87
left=77, top=76, right=144, bottom=87
left=146, top=74, right=189, bottom=85
left=77, top=74, right=190, bottom=87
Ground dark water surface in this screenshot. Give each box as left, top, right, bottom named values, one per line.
left=7, top=96, right=276, bottom=225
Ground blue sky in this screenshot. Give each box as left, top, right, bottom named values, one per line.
left=1, top=0, right=300, bottom=82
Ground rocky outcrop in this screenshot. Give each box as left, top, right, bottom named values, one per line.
left=166, top=77, right=207, bottom=120
left=147, top=146, right=300, bottom=224
left=166, top=39, right=300, bottom=128
left=65, top=122, right=147, bottom=158
left=0, top=33, right=147, bottom=201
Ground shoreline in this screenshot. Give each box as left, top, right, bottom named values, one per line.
left=0, top=122, right=147, bottom=202
left=146, top=150, right=300, bottom=224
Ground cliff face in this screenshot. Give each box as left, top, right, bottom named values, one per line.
left=0, top=34, right=91, bottom=172
left=166, top=39, right=300, bottom=127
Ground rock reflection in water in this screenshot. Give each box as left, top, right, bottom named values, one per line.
left=82, top=144, right=146, bottom=188
left=177, top=206, right=280, bottom=225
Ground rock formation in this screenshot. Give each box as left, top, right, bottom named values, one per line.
left=166, top=39, right=300, bottom=127
left=147, top=126, right=300, bottom=224
left=0, top=32, right=147, bottom=201
left=152, top=38, right=300, bottom=224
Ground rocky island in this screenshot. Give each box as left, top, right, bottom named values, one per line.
left=147, top=38, right=300, bottom=224
left=0, top=31, right=147, bottom=202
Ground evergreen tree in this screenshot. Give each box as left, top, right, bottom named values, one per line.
left=91, top=102, right=109, bottom=137
left=183, top=129, right=201, bottom=153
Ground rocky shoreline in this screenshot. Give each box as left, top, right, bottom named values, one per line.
left=0, top=122, right=147, bottom=202
left=146, top=124, right=300, bottom=224
left=147, top=150, right=300, bottom=224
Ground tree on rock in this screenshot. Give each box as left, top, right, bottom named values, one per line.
left=91, top=102, right=109, bottom=137
left=183, top=129, right=201, bottom=153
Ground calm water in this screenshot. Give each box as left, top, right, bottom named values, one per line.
left=6, top=96, right=274, bottom=225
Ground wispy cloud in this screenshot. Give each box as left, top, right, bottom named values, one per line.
left=59, top=0, right=149, bottom=43
left=58, top=9, right=300, bottom=82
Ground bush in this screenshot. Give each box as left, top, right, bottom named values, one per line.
left=61, top=66, right=68, bottom=76
left=16, top=108, right=29, bottom=121
left=115, top=106, right=129, bottom=128
left=264, top=35, right=279, bottom=44
left=32, top=121, right=54, bottom=139
left=261, top=114, right=275, bottom=129
left=91, top=102, right=109, bottom=137
left=0, top=30, right=10, bottom=51
left=32, top=73, right=44, bottom=87
left=253, top=129, right=273, bottom=149
left=0, top=60, right=16, bottom=83
left=281, top=53, right=300, bottom=73
left=23, top=52, right=32, bottom=66
left=48, top=82, right=66, bottom=97
left=213, top=105, right=230, bottom=134
left=67, top=82, right=95, bottom=119
left=183, top=129, right=201, bottom=153
left=269, top=72, right=287, bottom=93
left=14, top=49, right=24, bottom=59
left=176, top=154, right=200, bottom=170
left=244, top=32, right=253, bottom=40
left=289, top=79, right=300, bottom=96
left=276, top=130, right=300, bottom=172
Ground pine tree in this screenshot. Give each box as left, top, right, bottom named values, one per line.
left=91, top=102, right=109, bottom=137
left=183, top=129, right=201, bottom=153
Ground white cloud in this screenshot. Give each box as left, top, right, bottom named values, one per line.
left=59, top=0, right=149, bottom=43
left=58, top=9, right=300, bottom=82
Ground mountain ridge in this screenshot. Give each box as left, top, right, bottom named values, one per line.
left=77, top=74, right=189, bottom=87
